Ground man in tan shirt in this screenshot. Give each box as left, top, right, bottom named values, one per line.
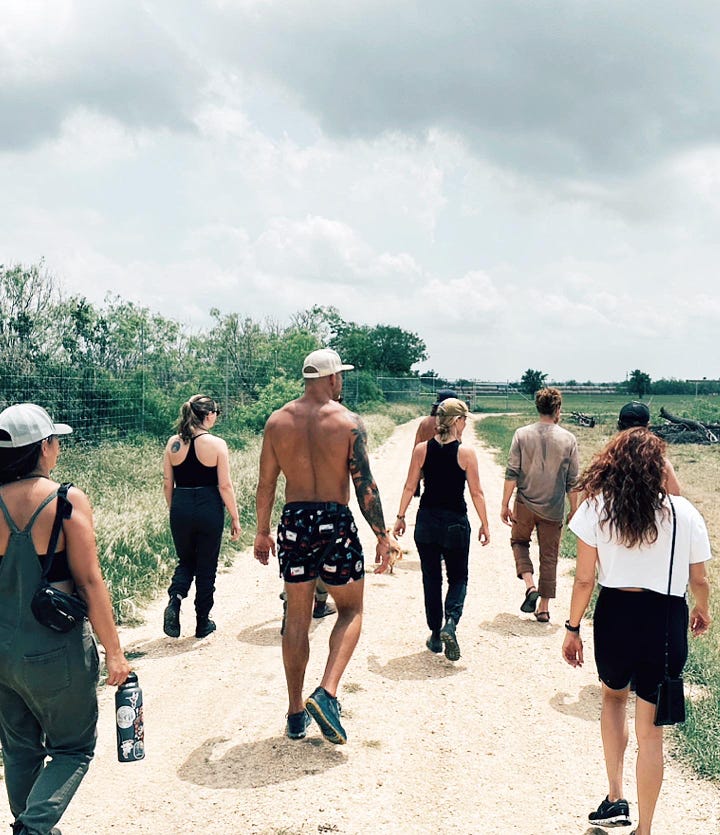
left=501, top=387, right=579, bottom=622
left=254, top=348, right=397, bottom=744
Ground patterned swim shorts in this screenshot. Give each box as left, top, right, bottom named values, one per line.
left=277, top=502, right=364, bottom=585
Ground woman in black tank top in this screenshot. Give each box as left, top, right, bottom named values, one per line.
left=162, top=395, right=241, bottom=639
left=393, top=399, right=490, bottom=662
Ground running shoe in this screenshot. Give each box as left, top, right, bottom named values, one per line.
left=588, top=796, right=631, bottom=827
left=286, top=710, right=311, bottom=740
left=306, top=687, right=347, bottom=744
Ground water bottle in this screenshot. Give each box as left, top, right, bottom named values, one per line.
left=116, top=672, right=145, bottom=762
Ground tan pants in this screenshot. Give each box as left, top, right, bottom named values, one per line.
left=510, top=499, right=563, bottom=599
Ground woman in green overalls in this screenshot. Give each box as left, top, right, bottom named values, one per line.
left=0, top=403, right=130, bottom=835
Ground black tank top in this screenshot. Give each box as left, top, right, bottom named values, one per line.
left=419, top=439, right=467, bottom=514
left=172, top=435, right=218, bottom=487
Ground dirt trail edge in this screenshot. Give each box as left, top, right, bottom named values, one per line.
left=50, top=417, right=719, bottom=834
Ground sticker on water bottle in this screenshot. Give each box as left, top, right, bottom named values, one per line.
left=116, top=705, right=135, bottom=729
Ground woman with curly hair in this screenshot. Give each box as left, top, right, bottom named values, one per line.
left=562, top=428, right=712, bottom=835
left=162, top=395, right=241, bottom=639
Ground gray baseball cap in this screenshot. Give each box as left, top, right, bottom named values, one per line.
left=0, top=404, right=73, bottom=448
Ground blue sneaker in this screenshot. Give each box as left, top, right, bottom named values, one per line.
left=286, top=709, right=311, bottom=740
left=305, top=687, right=347, bottom=744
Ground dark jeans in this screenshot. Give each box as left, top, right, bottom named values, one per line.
left=414, top=506, right=471, bottom=632
left=168, top=486, right=224, bottom=619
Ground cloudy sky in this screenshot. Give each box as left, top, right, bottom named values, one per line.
left=2, top=0, right=720, bottom=382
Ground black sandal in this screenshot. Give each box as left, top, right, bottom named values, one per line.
left=520, top=587, right=540, bottom=613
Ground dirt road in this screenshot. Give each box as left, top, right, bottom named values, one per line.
left=49, top=417, right=719, bottom=833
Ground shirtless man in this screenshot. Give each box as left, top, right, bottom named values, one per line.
left=254, top=348, right=397, bottom=744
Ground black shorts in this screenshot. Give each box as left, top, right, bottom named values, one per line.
left=277, top=502, right=364, bottom=586
left=593, top=586, right=689, bottom=704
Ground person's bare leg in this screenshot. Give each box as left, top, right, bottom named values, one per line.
left=521, top=571, right=536, bottom=592
left=282, top=581, right=316, bottom=714
left=318, top=579, right=364, bottom=697
left=600, top=683, right=630, bottom=802
left=634, top=696, right=664, bottom=835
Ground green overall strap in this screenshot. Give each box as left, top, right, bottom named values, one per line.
left=0, top=489, right=58, bottom=535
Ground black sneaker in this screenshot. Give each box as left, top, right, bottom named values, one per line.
left=286, top=709, right=311, bottom=740
left=195, top=618, right=216, bottom=639
left=312, top=600, right=337, bottom=619
left=305, top=686, right=347, bottom=744
left=440, top=618, right=461, bottom=661
left=426, top=630, right=443, bottom=653
left=588, top=796, right=631, bottom=827
left=163, top=598, right=181, bottom=638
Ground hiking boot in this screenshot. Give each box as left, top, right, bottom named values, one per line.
left=426, top=630, right=443, bottom=653
left=440, top=618, right=460, bottom=661
left=163, top=596, right=181, bottom=638
left=286, top=709, right=311, bottom=740
left=588, top=796, right=631, bottom=827
left=195, top=617, right=216, bottom=639
left=312, top=600, right=337, bottom=619
left=305, top=686, right=347, bottom=744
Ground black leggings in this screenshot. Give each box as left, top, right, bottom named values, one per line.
left=168, top=486, right=224, bottom=618
left=414, top=507, right=471, bottom=632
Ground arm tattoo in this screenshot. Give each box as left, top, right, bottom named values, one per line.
left=349, top=419, right=387, bottom=536
left=171, top=441, right=181, bottom=453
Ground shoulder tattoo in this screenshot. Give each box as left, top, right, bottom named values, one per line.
left=171, top=441, right=181, bottom=453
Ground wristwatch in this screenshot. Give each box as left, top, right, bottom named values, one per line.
left=564, top=619, right=581, bottom=633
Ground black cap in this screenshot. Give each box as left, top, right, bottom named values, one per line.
left=435, top=389, right=457, bottom=403
left=618, top=401, right=650, bottom=430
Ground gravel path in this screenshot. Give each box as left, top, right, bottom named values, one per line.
left=47, top=417, right=720, bottom=834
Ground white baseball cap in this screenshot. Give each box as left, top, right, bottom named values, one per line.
left=302, top=349, right=354, bottom=379
left=0, top=403, right=73, bottom=448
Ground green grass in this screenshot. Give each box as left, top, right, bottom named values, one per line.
left=475, top=408, right=720, bottom=781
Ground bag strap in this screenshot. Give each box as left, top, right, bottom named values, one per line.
left=40, top=483, right=73, bottom=581
left=662, top=498, right=677, bottom=677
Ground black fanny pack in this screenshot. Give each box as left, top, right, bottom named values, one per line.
left=30, top=483, right=88, bottom=633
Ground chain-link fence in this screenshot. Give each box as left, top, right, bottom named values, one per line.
left=0, top=362, right=368, bottom=443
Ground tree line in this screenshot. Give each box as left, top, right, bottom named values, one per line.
left=518, top=368, right=720, bottom=397
left=0, top=262, right=429, bottom=439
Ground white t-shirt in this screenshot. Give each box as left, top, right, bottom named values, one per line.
left=569, top=494, right=712, bottom=597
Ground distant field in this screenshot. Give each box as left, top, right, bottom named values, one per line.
left=471, top=392, right=720, bottom=425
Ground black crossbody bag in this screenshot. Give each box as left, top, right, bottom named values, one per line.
left=654, top=498, right=686, bottom=726
left=30, top=483, right=89, bottom=633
